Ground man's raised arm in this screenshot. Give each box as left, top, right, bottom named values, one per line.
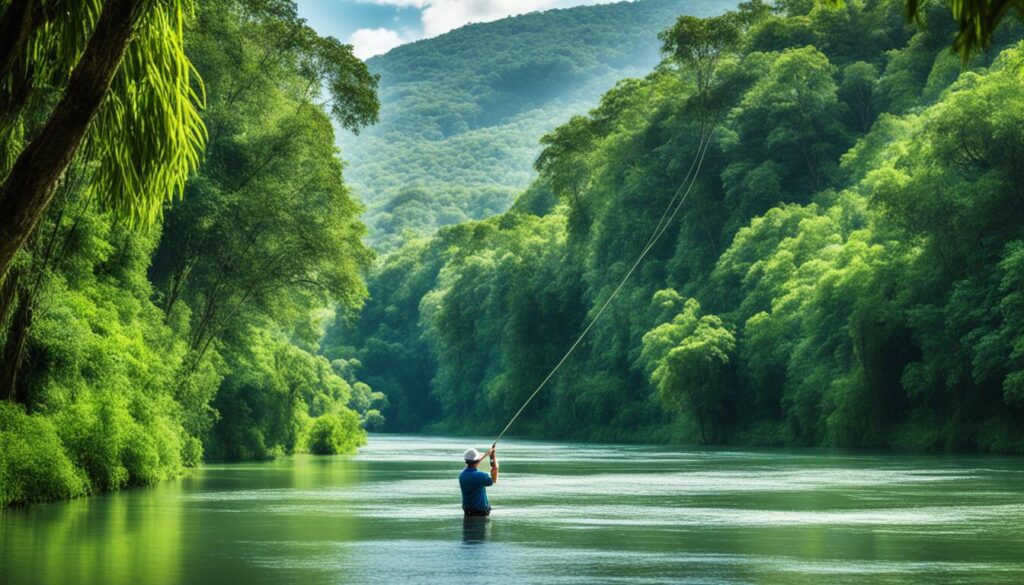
left=490, top=444, right=499, bottom=484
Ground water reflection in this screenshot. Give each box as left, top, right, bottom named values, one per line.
left=462, top=516, right=491, bottom=544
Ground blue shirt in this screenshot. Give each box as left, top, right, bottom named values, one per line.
left=459, top=466, right=493, bottom=511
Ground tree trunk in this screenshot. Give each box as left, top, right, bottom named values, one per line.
left=692, top=397, right=708, bottom=444
left=0, top=0, right=35, bottom=81
left=0, top=0, right=143, bottom=277
left=1, top=286, right=32, bottom=404
left=0, top=1, right=41, bottom=136
left=0, top=266, right=19, bottom=325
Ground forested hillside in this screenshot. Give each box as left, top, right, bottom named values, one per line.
left=0, top=0, right=378, bottom=506
left=340, top=0, right=735, bottom=250
left=325, top=0, right=1024, bottom=452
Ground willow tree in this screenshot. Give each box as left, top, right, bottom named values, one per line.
left=0, top=0, right=206, bottom=276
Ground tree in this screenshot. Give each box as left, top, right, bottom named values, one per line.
left=839, top=61, right=879, bottom=132
left=534, top=116, right=597, bottom=226
left=729, top=46, right=846, bottom=193
left=149, top=0, right=377, bottom=374
left=659, top=13, right=742, bottom=130
left=0, top=0, right=206, bottom=276
left=641, top=296, right=735, bottom=443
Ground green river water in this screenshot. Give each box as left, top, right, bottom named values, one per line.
left=2, top=434, right=1024, bottom=584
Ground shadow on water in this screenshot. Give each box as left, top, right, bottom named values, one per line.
left=462, top=515, right=491, bottom=544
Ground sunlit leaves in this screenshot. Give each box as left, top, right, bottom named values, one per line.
left=535, top=116, right=597, bottom=227
left=0, top=1, right=207, bottom=228
left=659, top=13, right=742, bottom=96
left=89, top=0, right=207, bottom=227
left=640, top=296, right=735, bottom=442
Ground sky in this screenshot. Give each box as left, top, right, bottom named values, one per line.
left=295, top=0, right=624, bottom=59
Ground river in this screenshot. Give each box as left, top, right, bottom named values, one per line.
left=2, top=434, right=1023, bottom=584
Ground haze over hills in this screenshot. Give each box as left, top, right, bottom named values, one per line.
left=338, top=0, right=735, bottom=249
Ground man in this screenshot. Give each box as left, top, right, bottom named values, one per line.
left=460, top=444, right=498, bottom=516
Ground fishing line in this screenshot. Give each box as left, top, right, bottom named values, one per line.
left=492, top=125, right=716, bottom=445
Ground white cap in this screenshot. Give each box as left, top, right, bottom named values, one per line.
left=464, top=448, right=480, bottom=462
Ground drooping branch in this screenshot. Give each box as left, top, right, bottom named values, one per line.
left=0, top=0, right=143, bottom=276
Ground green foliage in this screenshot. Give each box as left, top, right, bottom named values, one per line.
left=305, top=410, right=366, bottom=455
left=838, top=61, right=880, bottom=132
left=322, top=236, right=449, bottom=431
left=729, top=46, right=847, bottom=196
left=1, top=0, right=379, bottom=506
left=346, top=379, right=388, bottom=428
left=340, top=0, right=736, bottom=249
left=90, top=0, right=207, bottom=227
left=145, top=0, right=378, bottom=461
left=204, top=321, right=370, bottom=460
left=330, top=2, right=1024, bottom=453
left=659, top=12, right=742, bottom=100
left=0, top=0, right=207, bottom=228
left=535, top=116, right=598, bottom=227
left=0, top=184, right=193, bottom=501
left=641, top=296, right=736, bottom=443
left=0, top=403, right=88, bottom=507
left=181, top=436, right=204, bottom=468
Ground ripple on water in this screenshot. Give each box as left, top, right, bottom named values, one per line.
left=183, top=466, right=980, bottom=503
left=234, top=539, right=1024, bottom=585
left=6, top=434, right=1024, bottom=585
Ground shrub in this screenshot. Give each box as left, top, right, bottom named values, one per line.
left=363, top=409, right=385, bottom=430
left=53, top=389, right=184, bottom=491
left=56, top=390, right=132, bottom=490
left=306, top=409, right=366, bottom=455
left=0, top=404, right=87, bottom=507
left=182, top=436, right=204, bottom=467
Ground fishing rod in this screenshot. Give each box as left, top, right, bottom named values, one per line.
left=491, top=125, right=717, bottom=446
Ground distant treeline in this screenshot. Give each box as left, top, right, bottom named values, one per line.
left=325, top=0, right=1024, bottom=452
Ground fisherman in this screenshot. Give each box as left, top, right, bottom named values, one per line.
left=460, top=444, right=498, bottom=516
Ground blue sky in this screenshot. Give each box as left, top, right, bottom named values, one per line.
left=295, top=1, right=622, bottom=59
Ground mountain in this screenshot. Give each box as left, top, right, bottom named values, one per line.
left=338, top=0, right=736, bottom=249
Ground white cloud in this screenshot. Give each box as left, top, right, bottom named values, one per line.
left=420, top=1, right=555, bottom=37
left=351, top=1, right=621, bottom=54
left=359, top=0, right=432, bottom=7
left=420, top=1, right=619, bottom=37
left=348, top=28, right=408, bottom=59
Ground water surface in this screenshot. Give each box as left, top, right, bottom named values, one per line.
left=3, top=435, right=1023, bottom=584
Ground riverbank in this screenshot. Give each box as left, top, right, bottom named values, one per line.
left=0, top=402, right=364, bottom=508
